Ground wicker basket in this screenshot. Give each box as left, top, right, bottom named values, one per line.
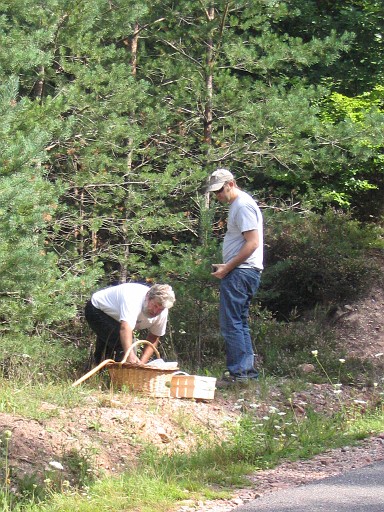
left=170, top=372, right=216, bottom=401
left=107, top=341, right=178, bottom=398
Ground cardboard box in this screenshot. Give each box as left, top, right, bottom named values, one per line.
left=170, top=374, right=216, bottom=400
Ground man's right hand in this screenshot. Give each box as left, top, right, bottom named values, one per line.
left=211, top=263, right=229, bottom=279
left=121, top=351, right=141, bottom=364
left=119, top=321, right=140, bottom=364
left=128, top=352, right=141, bottom=364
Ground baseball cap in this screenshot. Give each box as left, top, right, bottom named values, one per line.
left=206, top=168, right=234, bottom=192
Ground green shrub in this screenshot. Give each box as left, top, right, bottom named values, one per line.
left=259, top=209, right=380, bottom=318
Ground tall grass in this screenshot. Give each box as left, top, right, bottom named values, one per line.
left=0, top=379, right=89, bottom=420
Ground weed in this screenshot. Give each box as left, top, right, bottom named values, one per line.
left=0, top=430, right=12, bottom=505
left=87, top=418, right=105, bottom=432
left=0, top=379, right=88, bottom=420
left=62, top=448, right=97, bottom=488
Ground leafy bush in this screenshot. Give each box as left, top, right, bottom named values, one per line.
left=259, top=209, right=380, bottom=318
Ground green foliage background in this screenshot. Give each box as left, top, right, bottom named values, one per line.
left=0, top=0, right=383, bottom=377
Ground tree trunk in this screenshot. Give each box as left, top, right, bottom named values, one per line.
left=32, top=65, right=45, bottom=102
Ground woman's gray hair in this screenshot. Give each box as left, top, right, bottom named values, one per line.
left=148, top=284, right=175, bottom=309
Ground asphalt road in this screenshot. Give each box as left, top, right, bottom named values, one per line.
left=233, top=460, right=384, bottom=512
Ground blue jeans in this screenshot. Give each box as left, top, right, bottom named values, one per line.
left=219, top=268, right=261, bottom=379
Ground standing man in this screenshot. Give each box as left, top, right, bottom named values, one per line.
left=85, top=282, right=175, bottom=365
left=207, top=168, right=263, bottom=385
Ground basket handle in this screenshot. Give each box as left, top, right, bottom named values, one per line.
left=121, top=340, right=161, bottom=364
left=72, top=358, right=115, bottom=387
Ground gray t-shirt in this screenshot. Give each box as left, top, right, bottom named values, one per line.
left=91, top=283, right=168, bottom=336
left=223, top=190, right=264, bottom=270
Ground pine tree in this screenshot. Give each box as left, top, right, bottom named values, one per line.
left=0, top=76, right=100, bottom=335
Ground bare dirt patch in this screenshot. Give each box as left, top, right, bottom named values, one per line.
left=1, top=395, right=238, bottom=487
left=333, top=283, right=384, bottom=362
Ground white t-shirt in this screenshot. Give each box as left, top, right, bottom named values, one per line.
left=223, top=190, right=264, bottom=270
left=91, top=283, right=168, bottom=336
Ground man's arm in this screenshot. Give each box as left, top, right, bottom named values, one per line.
left=140, top=332, right=160, bottom=364
left=119, top=321, right=140, bottom=364
left=212, top=229, right=259, bottom=279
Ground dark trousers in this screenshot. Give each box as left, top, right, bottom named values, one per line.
left=85, top=301, right=125, bottom=364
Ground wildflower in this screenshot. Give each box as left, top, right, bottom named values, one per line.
left=311, top=350, right=318, bottom=357
left=333, top=389, right=342, bottom=395
left=339, top=359, right=345, bottom=364
left=4, top=430, right=12, bottom=439
left=373, top=382, right=378, bottom=388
